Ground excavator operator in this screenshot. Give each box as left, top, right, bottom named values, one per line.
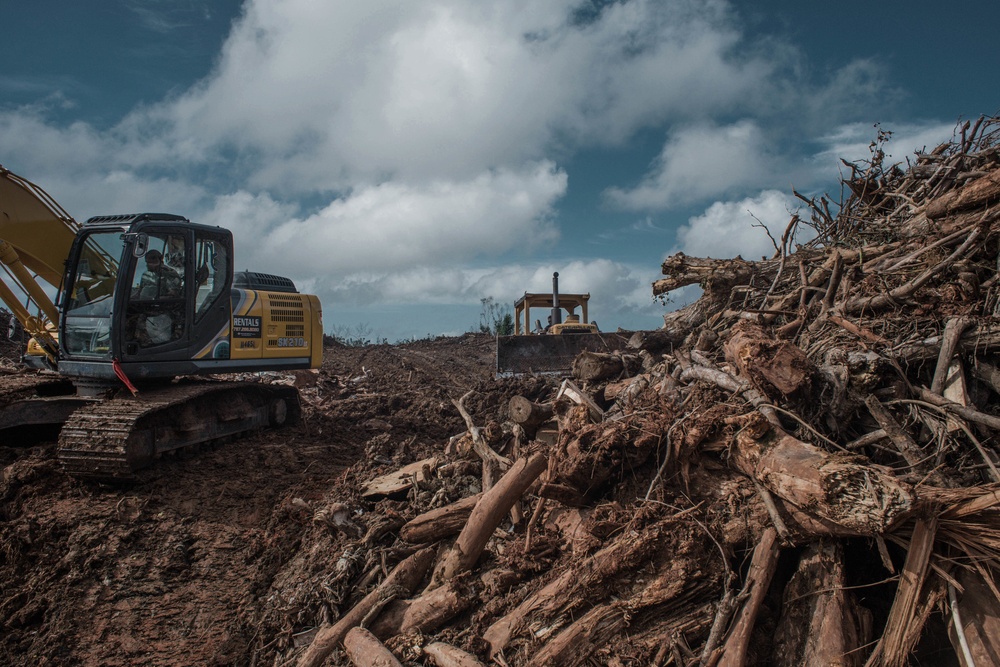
left=130, top=249, right=183, bottom=346
left=134, top=249, right=181, bottom=299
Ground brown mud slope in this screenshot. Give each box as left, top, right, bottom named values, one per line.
left=0, top=333, right=512, bottom=666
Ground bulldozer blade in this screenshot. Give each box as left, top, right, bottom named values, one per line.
left=496, top=332, right=628, bottom=376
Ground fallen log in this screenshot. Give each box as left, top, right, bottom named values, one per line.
left=423, top=642, right=487, bottom=667
left=926, top=169, right=1000, bottom=218
left=399, top=493, right=482, bottom=544
left=626, top=328, right=684, bottom=353
left=865, top=517, right=938, bottom=667
left=550, top=416, right=659, bottom=501
left=485, top=526, right=645, bottom=656
left=296, top=546, right=436, bottom=667
left=654, top=253, right=771, bottom=297
left=930, top=317, right=974, bottom=395
left=602, top=377, right=634, bottom=403
left=427, top=452, right=548, bottom=590
left=572, top=350, right=625, bottom=382
left=507, top=396, right=553, bottom=436
left=343, top=627, right=403, bottom=667
left=484, top=517, right=709, bottom=658
left=947, top=568, right=1000, bottom=667
left=369, top=577, right=471, bottom=638
left=892, top=324, right=1000, bottom=363
left=526, top=603, right=629, bottom=667
left=723, top=321, right=812, bottom=396
left=773, top=541, right=864, bottom=667
left=715, top=527, right=780, bottom=667
left=731, top=413, right=913, bottom=535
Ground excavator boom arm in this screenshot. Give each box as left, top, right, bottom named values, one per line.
left=0, top=165, right=81, bottom=341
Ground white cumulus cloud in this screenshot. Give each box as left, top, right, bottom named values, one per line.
left=676, top=190, right=803, bottom=259
left=240, top=162, right=566, bottom=280
left=605, top=120, right=778, bottom=209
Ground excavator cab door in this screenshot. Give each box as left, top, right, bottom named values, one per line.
left=118, top=225, right=232, bottom=364
left=121, top=229, right=189, bottom=356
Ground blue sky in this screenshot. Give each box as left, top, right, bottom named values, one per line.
left=2, top=1, right=997, bottom=340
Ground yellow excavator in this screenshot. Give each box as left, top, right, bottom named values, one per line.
left=496, top=272, right=625, bottom=375
left=0, top=163, right=323, bottom=480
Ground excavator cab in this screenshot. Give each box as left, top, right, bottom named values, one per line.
left=57, top=214, right=235, bottom=382
left=55, top=213, right=323, bottom=387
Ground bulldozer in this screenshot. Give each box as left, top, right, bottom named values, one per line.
left=0, top=163, right=323, bottom=480
left=496, top=272, right=626, bottom=375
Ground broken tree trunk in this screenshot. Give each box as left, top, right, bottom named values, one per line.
left=483, top=517, right=697, bottom=658
left=399, top=493, right=482, bottom=544
left=773, top=541, right=864, bottom=667
left=715, top=527, right=781, bottom=667
left=343, top=626, right=403, bottom=667
left=626, top=328, right=684, bottom=354
left=361, top=457, right=439, bottom=499
left=572, top=351, right=625, bottom=382
left=526, top=603, right=630, bottom=667
left=556, top=379, right=605, bottom=422
left=947, top=568, right=1000, bottom=667
left=296, top=546, right=436, bottom=667
left=423, top=642, right=487, bottom=667
left=507, top=396, right=554, bottom=436
left=731, top=413, right=914, bottom=535
left=926, top=169, right=1000, bottom=219
left=723, top=321, right=813, bottom=396
left=865, top=517, right=938, bottom=667
left=369, top=577, right=471, bottom=638
left=654, top=253, right=773, bottom=297
left=427, top=452, right=548, bottom=590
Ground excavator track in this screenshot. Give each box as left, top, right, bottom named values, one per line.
left=57, top=381, right=300, bottom=481
left=0, top=372, right=86, bottom=442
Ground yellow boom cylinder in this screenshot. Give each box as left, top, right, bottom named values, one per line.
left=0, top=239, right=59, bottom=326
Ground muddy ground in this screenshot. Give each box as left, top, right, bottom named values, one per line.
left=0, top=333, right=537, bottom=666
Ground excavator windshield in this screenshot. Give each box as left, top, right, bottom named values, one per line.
left=62, top=229, right=126, bottom=356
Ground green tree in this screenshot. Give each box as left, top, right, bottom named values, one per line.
left=478, top=297, right=514, bottom=336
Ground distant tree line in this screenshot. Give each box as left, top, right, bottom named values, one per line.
left=478, top=297, right=513, bottom=336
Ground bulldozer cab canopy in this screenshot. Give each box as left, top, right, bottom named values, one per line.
left=513, top=292, right=590, bottom=335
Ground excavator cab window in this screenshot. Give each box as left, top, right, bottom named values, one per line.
left=63, top=230, right=126, bottom=357
left=125, top=233, right=187, bottom=348
left=194, top=238, right=227, bottom=322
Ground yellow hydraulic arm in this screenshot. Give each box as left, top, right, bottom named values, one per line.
left=0, top=164, right=81, bottom=357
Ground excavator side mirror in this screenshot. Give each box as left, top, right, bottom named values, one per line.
left=130, top=232, right=150, bottom=258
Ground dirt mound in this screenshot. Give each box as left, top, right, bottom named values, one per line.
left=0, top=333, right=509, bottom=666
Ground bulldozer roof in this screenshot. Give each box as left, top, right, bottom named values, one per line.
left=513, top=292, right=590, bottom=310
left=512, top=291, right=591, bottom=335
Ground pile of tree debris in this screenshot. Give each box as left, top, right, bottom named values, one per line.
left=261, top=118, right=1000, bottom=667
